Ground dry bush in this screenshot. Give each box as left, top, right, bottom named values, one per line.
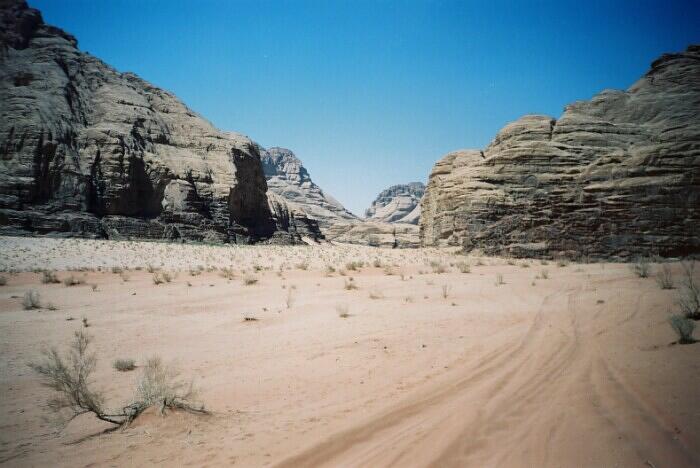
left=336, top=305, right=350, bottom=318
left=152, top=272, right=164, bottom=285
left=244, top=276, right=258, bottom=285
left=113, top=358, right=136, bottom=372
left=631, top=257, right=651, bottom=278
left=431, top=261, right=447, bottom=274
left=23, top=290, right=41, bottom=310
left=0, top=275, right=6, bottom=286
left=29, top=331, right=206, bottom=428
left=369, top=291, right=383, bottom=300
left=161, top=271, right=174, bottom=283
left=220, top=268, right=236, bottom=280
left=63, top=275, right=85, bottom=287
left=41, top=270, right=60, bottom=284
left=656, top=263, right=675, bottom=290
left=669, top=315, right=696, bottom=344
left=346, top=261, right=363, bottom=271
left=111, top=266, right=123, bottom=274
left=442, top=285, right=451, bottom=298
left=678, top=260, right=699, bottom=320
left=538, top=269, right=549, bottom=280
left=296, top=262, right=309, bottom=271
left=457, top=262, right=471, bottom=274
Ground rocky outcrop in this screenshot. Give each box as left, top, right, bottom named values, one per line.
left=324, top=221, right=420, bottom=248
left=421, top=45, right=700, bottom=259
left=0, top=0, right=302, bottom=243
left=365, top=182, right=424, bottom=224
left=260, top=146, right=358, bottom=229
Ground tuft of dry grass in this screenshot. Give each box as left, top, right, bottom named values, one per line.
left=23, top=290, right=41, bottom=310
left=41, top=270, right=60, bottom=284
left=113, top=358, right=136, bottom=372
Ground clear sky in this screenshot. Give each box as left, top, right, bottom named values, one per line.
left=31, top=0, right=699, bottom=216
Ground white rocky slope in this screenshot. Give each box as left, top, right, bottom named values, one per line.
left=365, top=182, right=425, bottom=224
left=259, top=146, right=358, bottom=229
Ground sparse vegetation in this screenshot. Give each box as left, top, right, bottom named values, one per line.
left=538, top=269, right=549, bottom=280
left=113, top=358, right=136, bottom=372
left=346, top=261, right=363, bottom=271
left=244, top=276, right=258, bottom=285
left=678, top=260, right=699, bottom=320
left=337, top=305, right=350, bottom=318
left=656, top=263, right=675, bottom=290
left=41, top=270, right=60, bottom=284
left=0, top=275, right=6, bottom=286
left=495, top=273, right=505, bottom=286
left=29, top=331, right=206, bottom=428
left=152, top=272, right=165, bottom=285
left=632, top=257, right=651, bottom=278
left=669, top=315, right=696, bottom=344
left=23, top=290, right=41, bottom=310
left=344, top=278, right=358, bottom=290
left=441, top=285, right=451, bottom=299
left=457, top=262, right=471, bottom=273
left=63, top=275, right=85, bottom=287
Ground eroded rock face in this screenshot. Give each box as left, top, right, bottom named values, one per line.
left=260, top=146, right=358, bottom=229
left=0, top=0, right=285, bottom=243
left=324, top=221, right=420, bottom=248
left=421, top=45, right=700, bottom=259
left=365, top=182, right=424, bottom=224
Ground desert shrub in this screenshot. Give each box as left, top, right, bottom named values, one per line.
left=220, top=268, right=235, bottom=280
left=669, top=315, right=696, bottom=344
left=41, top=270, right=60, bottom=284
left=113, top=358, right=136, bottom=372
left=146, top=264, right=158, bottom=273
left=344, top=278, right=358, bottom=290
left=346, top=261, right=363, bottom=271
left=23, top=290, right=41, bottom=310
left=244, top=276, right=258, bottom=285
left=47, top=302, right=58, bottom=311
left=495, top=273, right=505, bottom=286
left=161, top=271, right=174, bottom=283
left=0, top=275, right=6, bottom=286
left=441, top=285, right=451, bottom=298
left=631, top=257, right=651, bottom=278
left=556, top=259, right=569, bottom=268
left=30, top=331, right=206, bottom=428
left=678, top=261, right=699, bottom=320
left=111, top=266, right=123, bottom=274
left=369, top=291, right=383, bottom=300
left=152, top=273, right=164, bottom=285
left=538, top=269, right=549, bottom=280
left=63, top=275, right=85, bottom=287
left=337, top=305, right=350, bottom=318
left=656, top=263, right=675, bottom=290
left=431, top=262, right=447, bottom=274
left=520, top=262, right=530, bottom=268
left=373, top=259, right=382, bottom=268
left=296, top=262, right=308, bottom=271
left=457, top=262, right=471, bottom=274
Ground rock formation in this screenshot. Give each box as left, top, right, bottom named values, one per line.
left=0, top=0, right=319, bottom=244
left=260, top=146, right=357, bottom=229
left=421, top=45, right=700, bottom=259
left=365, top=182, right=424, bottom=224
left=260, top=147, right=421, bottom=247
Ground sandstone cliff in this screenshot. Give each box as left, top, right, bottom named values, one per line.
left=365, top=182, right=424, bottom=224
left=421, top=45, right=700, bottom=259
left=0, top=0, right=314, bottom=243
left=260, top=146, right=357, bottom=229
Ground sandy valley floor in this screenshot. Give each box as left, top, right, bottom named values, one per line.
left=0, top=237, right=698, bottom=467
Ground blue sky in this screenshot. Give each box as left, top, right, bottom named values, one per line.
left=32, top=0, right=699, bottom=215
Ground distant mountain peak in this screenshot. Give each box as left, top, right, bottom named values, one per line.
left=365, top=182, right=425, bottom=224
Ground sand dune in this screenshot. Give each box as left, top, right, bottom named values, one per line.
left=0, top=237, right=697, bottom=467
